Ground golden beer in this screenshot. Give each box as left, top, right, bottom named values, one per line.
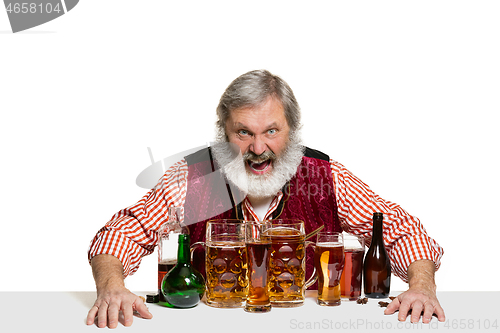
left=268, top=226, right=308, bottom=307
left=205, top=241, right=248, bottom=307
left=315, top=242, right=344, bottom=306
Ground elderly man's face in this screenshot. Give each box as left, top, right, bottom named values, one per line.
left=225, top=97, right=290, bottom=176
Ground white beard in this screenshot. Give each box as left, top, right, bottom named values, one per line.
left=211, top=133, right=304, bottom=199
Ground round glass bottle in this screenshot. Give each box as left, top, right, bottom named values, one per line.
left=161, top=233, right=205, bottom=308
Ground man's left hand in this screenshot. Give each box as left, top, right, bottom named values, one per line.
left=384, top=259, right=446, bottom=323
left=384, top=284, right=446, bottom=323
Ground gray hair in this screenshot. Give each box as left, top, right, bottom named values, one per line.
left=216, top=70, right=301, bottom=139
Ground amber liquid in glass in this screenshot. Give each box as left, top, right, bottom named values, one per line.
left=246, top=241, right=272, bottom=307
left=268, top=227, right=306, bottom=307
left=340, top=248, right=364, bottom=300
left=205, top=242, right=248, bottom=308
left=314, top=243, right=344, bottom=306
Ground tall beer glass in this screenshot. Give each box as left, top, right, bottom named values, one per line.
left=267, top=219, right=317, bottom=307
left=314, top=231, right=344, bottom=306
left=190, top=220, right=248, bottom=308
left=244, top=221, right=272, bottom=313
left=340, top=234, right=364, bottom=300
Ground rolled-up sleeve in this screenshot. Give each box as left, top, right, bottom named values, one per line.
left=330, top=160, right=444, bottom=283
left=88, top=160, right=188, bottom=277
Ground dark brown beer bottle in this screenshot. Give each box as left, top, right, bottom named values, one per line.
left=363, top=212, right=391, bottom=298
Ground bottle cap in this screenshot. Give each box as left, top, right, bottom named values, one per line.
left=373, top=212, right=384, bottom=220
left=146, top=294, right=159, bottom=303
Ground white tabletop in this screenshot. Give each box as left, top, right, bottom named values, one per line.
left=0, top=291, right=498, bottom=332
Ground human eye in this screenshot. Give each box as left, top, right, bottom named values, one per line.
left=238, top=129, right=249, bottom=136
left=267, top=129, right=277, bottom=135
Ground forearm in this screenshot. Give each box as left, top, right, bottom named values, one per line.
left=87, top=254, right=153, bottom=328
left=407, top=259, right=437, bottom=292
left=91, top=254, right=126, bottom=293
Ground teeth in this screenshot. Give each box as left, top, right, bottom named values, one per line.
left=249, top=160, right=271, bottom=171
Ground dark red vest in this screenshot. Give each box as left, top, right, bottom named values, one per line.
left=184, top=147, right=341, bottom=289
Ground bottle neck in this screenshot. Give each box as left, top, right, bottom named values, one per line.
left=176, top=234, right=191, bottom=265
left=372, top=216, right=384, bottom=243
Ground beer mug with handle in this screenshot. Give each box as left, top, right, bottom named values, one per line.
left=190, top=220, right=248, bottom=308
left=267, top=219, right=317, bottom=307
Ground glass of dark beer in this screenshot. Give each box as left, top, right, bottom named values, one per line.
left=244, top=221, right=272, bottom=313
left=340, top=234, right=365, bottom=301
left=314, top=231, right=344, bottom=306
left=190, top=220, right=248, bottom=308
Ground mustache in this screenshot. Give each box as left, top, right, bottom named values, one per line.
left=243, top=150, right=277, bottom=163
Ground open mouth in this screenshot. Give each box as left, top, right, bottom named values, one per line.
left=247, top=159, right=272, bottom=174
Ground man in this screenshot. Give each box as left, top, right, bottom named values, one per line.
left=87, top=69, right=445, bottom=328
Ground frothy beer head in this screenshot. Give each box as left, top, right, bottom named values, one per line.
left=266, top=226, right=303, bottom=237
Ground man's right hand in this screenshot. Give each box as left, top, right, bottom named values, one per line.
left=86, top=286, right=153, bottom=328
left=87, top=254, right=153, bottom=328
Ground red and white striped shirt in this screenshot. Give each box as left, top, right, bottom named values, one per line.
left=88, top=159, right=444, bottom=283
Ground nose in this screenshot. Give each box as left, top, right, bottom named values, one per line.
left=250, top=135, right=268, bottom=156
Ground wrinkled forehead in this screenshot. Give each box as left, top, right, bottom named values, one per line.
left=227, top=96, right=287, bottom=124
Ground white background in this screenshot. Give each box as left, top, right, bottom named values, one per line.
left=1, top=1, right=498, bottom=292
